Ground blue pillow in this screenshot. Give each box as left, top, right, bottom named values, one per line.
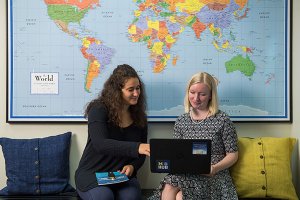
left=0, top=132, right=75, bottom=195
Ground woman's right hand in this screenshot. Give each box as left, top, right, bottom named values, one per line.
left=138, top=143, right=150, bottom=156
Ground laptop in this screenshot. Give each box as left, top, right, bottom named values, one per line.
left=150, top=138, right=212, bottom=174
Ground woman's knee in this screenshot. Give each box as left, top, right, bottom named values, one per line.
left=77, top=186, right=114, bottom=200
left=175, top=190, right=183, bottom=200
left=163, top=183, right=179, bottom=193
left=116, top=178, right=142, bottom=200
left=161, top=184, right=181, bottom=200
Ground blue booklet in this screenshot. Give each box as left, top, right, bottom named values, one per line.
left=95, top=171, right=129, bottom=185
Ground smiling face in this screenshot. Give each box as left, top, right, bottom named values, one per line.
left=188, top=82, right=211, bottom=111
left=121, top=77, right=141, bottom=106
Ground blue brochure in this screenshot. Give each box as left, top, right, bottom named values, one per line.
left=95, top=171, right=129, bottom=185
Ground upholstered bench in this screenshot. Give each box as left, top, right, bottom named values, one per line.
left=0, top=134, right=298, bottom=200
left=140, top=189, right=283, bottom=200
left=0, top=195, right=79, bottom=200
left=0, top=190, right=153, bottom=200
left=0, top=190, right=283, bottom=200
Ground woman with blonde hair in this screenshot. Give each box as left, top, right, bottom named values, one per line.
left=150, top=71, right=239, bottom=200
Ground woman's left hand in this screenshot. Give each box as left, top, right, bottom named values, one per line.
left=120, top=165, right=134, bottom=177
left=202, top=165, right=217, bottom=177
left=209, top=165, right=217, bottom=176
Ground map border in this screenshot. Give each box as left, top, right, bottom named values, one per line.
left=6, top=0, right=292, bottom=123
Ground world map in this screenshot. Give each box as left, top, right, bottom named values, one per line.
left=8, top=0, right=290, bottom=121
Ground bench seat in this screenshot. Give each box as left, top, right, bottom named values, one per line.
left=0, top=189, right=280, bottom=200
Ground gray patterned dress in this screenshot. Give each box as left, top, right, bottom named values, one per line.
left=148, top=111, right=238, bottom=200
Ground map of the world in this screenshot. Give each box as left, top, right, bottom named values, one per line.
left=7, top=0, right=291, bottom=122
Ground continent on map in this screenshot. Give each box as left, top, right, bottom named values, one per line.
left=81, top=37, right=115, bottom=92
left=128, top=0, right=249, bottom=73
left=225, top=55, right=255, bottom=77
left=44, top=0, right=99, bottom=35
left=44, top=0, right=116, bottom=92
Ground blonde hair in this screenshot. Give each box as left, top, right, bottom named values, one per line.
left=184, top=72, right=219, bottom=115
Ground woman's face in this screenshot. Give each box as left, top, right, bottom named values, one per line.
left=188, top=82, right=211, bottom=110
left=121, top=77, right=141, bottom=106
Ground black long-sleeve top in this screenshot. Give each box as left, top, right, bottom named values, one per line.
left=75, top=104, right=148, bottom=192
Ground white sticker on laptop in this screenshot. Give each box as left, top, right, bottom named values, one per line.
left=192, top=142, right=208, bottom=155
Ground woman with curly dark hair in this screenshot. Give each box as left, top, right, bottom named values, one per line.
left=75, top=64, right=150, bottom=200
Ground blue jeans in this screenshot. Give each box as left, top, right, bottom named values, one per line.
left=77, top=178, right=142, bottom=200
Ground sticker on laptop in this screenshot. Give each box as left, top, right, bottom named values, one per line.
left=155, top=160, right=170, bottom=172
left=192, top=142, right=208, bottom=155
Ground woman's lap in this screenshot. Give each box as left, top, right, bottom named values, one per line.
left=77, top=178, right=141, bottom=200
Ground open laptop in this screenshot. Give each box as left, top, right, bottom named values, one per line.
left=150, top=138, right=212, bottom=174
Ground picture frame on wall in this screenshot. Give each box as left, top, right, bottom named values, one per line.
left=7, top=0, right=292, bottom=122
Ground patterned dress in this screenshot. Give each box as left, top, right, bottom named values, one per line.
left=148, top=111, right=238, bottom=200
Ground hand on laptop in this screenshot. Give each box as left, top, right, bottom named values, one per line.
left=138, top=143, right=150, bottom=156
left=209, top=165, right=217, bottom=176
left=204, top=165, right=217, bottom=177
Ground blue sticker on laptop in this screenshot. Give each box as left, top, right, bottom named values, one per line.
left=192, top=142, right=207, bottom=155
left=155, top=160, right=170, bottom=172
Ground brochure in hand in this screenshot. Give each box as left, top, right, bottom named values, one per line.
left=95, top=171, right=129, bottom=185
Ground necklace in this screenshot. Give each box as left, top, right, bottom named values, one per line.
left=190, top=110, right=210, bottom=124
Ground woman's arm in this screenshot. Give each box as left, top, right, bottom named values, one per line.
left=127, top=126, right=148, bottom=174
left=210, top=152, right=238, bottom=175
left=88, top=105, right=142, bottom=158
left=210, top=113, right=239, bottom=175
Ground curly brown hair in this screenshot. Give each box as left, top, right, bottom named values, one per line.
left=84, top=64, right=147, bottom=127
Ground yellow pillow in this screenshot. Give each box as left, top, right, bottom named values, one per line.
left=230, top=137, right=298, bottom=200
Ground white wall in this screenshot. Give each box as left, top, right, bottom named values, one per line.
left=0, top=0, right=299, bottom=196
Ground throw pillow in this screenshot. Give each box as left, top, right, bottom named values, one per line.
left=0, top=132, right=75, bottom=195
left=230, top=137, right=298, bottom=199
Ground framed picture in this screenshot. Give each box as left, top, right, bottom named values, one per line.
left=7, top=0, right=292, bottom=122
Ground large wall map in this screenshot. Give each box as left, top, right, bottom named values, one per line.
left=7, top=0, right=291, bottom=122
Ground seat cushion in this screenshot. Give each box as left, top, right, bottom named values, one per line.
left=0, top=132, right=75, bottom=195
left=230, top=137, right=297, bottom=199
